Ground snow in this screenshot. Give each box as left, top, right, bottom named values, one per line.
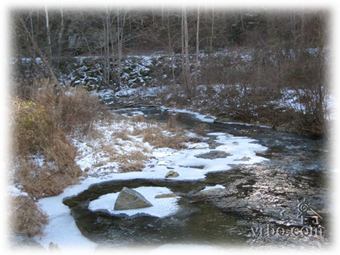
left=326, top=94, right=336, bottom=121
left=9, top=185, right=28, bottom=197
left=33, top=108, right=268, bottom=250
left=89, top=186, right=179, bottom=218
left=70, top=118, right=153, bottom=176
left=34, top=208, right=96, bottom=250
left=161, top=106, right=216, bottom=123
left=30, top=153, right=45, bottom=168
left=277, top=89, right=306, bottom=112
left=220, top=121, right=271, bottom=129
left=201, top=185, right=226, bottom=192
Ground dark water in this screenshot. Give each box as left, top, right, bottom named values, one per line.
left=63, top=106, right=328, bottom=247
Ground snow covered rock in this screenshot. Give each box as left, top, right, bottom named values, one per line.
left=114, top=187, right=152, bottom=210
left=165, top=170, right=179, bottom=178
left=197, top=185, right=226, bottom=196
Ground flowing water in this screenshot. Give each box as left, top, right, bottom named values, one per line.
left=63, top=106, right=329, bottom=247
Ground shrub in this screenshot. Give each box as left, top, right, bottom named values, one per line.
left=13, top=99, right=54, bottom=156
left=13, top=98, right=82, bottom=198
left=16, top=160, right=80, bottom=198
left=34, top=85, right=106, bottom=135
left=10, top=195, right=48, bottom=237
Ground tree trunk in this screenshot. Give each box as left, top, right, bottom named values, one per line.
left=57, top=9, right=64, bottom=68
left=195, top=7, right=200, bottom=84
left=210, top=9, right=215, bottom=53
left=44, top=7, right=52, bottom=63
left=181, top=8, right=191, bottom=97
left=103, top=9, right=110, bottom=86
left=19, top=17, right=59, bottom=85
left=167, top=11, right=175, bottom=84
left=117, top=9, right=122, bottom=88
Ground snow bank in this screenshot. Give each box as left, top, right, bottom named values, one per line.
left=201, top=185, right=226, bottom=192
left=161, top=106, right=216, bottom=123
left=9, top=185, right=28, bottom=197
left=89, top=186, right=179, bottom=218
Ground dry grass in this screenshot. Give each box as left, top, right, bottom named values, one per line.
left=34, top=84, right=107, bottom=135
left=166, top=114, right=181, bottom=132
left=16, top=157, right=81, bottom=198
left=10, top=195, right=48, bottom=237
left=10, top=81, right=106, bottom=238
left=194, top=123, right=209, bottom=136
left=13, top=99, right=55, bottom=156
left=13, top=92, right=83, bottom=198
left=114, top=130, right=131, bottom=141
left=133, top=126, right=188, bottom=149
left=130, top=115, right=146, bottom=122
left=114, top=151, right=148, bottom=172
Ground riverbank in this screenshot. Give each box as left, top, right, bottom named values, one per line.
left=10, top=86, right=329, bottom=250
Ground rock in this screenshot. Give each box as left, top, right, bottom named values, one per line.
left=114, top=187, right=152, bottom=210
left=196, top=186, right=228, bottom=197
left=195, top=150, right=231, bottom=159
left=165, top=170, right=179, bottom=178
left=155, top=193, right=177, bottom=199
left=235, top=156, right=251, bottom=161
left=179, top=165, right=205, bottom=169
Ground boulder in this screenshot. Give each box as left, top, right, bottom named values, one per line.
left=114, top=187, right=152, bottom=210
left=165, top=170, right=179, bottom=178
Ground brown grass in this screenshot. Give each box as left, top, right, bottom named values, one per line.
left=194, top=123, right=209, bottom=136
left=130, top=115, right=146, bottom=122
left=13, top=94, right=82, bottom=198
left=10, top=195, right=48, bottom=237
left=16, top=157, right=81, bottom=198
left=34, top=84, right=107, bottom=135
left=166, top=114, right=180, bottom=132
left=116, top=151, right=148, bottom=172
left=137, top=127, right=188, bottom=149
left=114, top=130, right=131, bottom=141
left=13, top=99, right=55, bottom=156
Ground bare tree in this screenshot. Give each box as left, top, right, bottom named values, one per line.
left=18, top=17, right=58, bottom=84
left=116, top=9, right=126, bottom=88
left=210, top=8, right=215, bottom=53
left=102, top=8, right=111, bottom=86
left=57, top=9, right=64, bottom=68
left=44, top=7, right=52, bottom=62
left=167, top=10, right=176, bottom=84
left=195, top=7, right=200, bottom=84
left=181, top=8, right=192, bottom=97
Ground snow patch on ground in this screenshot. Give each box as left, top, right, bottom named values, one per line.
left=70, top=117, right=153, bottom=176
left=89, top=186, right=179, bottom=218
left=9, top=185, right=28, bottom=197
left=201, top=185, right=226, bottom=192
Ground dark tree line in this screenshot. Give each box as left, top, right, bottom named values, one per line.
left=13, top=9, right=326, bottom=58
